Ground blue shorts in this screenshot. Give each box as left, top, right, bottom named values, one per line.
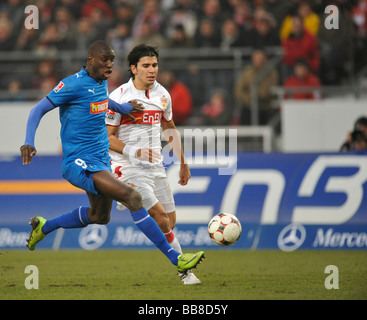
left=62, top=157, right=111, bottom=195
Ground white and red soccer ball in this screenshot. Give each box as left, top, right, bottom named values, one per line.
left=208, top=213, right=242, bottom=246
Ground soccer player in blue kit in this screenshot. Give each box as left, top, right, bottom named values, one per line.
left=20, top=40, right=204, bottom=273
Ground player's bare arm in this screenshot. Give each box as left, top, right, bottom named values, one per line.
left=161, top=119, right=191, bottom=185
left=107, top=125, right=160, bottom=163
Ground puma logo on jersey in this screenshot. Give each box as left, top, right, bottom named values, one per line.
left=88, top=88, right=95, bottom=95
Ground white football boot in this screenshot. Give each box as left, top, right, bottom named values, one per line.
left=179, top=270, right=201, bottom=285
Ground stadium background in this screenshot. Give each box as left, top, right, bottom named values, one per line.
left=0, top=0, right=367, bottom=252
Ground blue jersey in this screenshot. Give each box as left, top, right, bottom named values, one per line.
left=48, top=67, right=110, bottom=164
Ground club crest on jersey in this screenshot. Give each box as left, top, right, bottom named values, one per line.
left=90, top=99, right=109, bottom=114
left=160, top=95, right=168, bottom=109
left=53, top=81, right=64, bottom=93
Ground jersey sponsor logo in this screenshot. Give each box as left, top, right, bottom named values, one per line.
left=121, top=110, right=163, bottom=125
left=90, top=99, right=109, bottom=114
left=53, top=81, right=64, bottom=93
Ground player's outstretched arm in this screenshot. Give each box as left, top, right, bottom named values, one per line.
left=107, top=125, right=160, bottom=163
left=108, top=99, right=144, bottom=120
left=21, top=97, right=55, bottom=165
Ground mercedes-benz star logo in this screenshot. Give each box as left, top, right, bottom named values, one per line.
left=277, top=223, right=306, bottom=252
left=79, top=225, right=108, bottom=250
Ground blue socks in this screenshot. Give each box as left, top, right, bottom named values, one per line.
left=42, top=206, right=90, bottom=235
left=131, top=208, right=180, bottom=265
left=40, top=206, right=179, bottom=266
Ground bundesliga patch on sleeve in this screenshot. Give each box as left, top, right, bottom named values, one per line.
left=106, top=109, right=116, bottom=120
left=53, top=81, right=64, bottom=93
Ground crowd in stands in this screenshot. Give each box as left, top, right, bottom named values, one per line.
left=0, top=0, right=366, bottom=127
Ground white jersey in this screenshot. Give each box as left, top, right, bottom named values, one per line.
left=106, top=78, right=172, bottom=175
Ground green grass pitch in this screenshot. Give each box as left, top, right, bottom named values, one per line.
left=1, top=249, right=366, bottom=300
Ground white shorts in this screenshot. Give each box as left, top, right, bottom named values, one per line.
left=112, top=164, right=175, bottom=213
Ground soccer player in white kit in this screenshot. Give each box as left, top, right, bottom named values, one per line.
left=106, top=44, right=201, bottom=285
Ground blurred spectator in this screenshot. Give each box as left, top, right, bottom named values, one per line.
left=234, top=48, right=279, bottom=125
left=280, top=0, right=320, bottom=41
left=36, top=23, right=64, bottom=54
left=131, top=20, right=167, bottom=49
left=243, top=8, right=280, bottom=48
left=283, top=59, right=321, bottom=100
left=281, top=14, right=320, bottom=76
left=1, top=0, right=24, bottom=35
left=53, top=6, right=77, bottom=50
left=230, top=1, right=253, bottom=30
left=34, top=0, right=54, bottom=26
left=175, top=0, right=200, bottom=12
left=1, top=79, right=26, bottom=102
left=352, top=0, right=367, bottom=71
left=220, top=18, right=245, bottom=50
left=107, top=22, right=133, bottom=54
left=167, top=24, right=194, bottom=48
left=89, top=7, right=113, bottom=40
left=262, top=0, right=291, bottom=33
left=352, top=0, right=367, bottom=38
left=0, top=17, right=14, bottom=51
left=194, top=19, right=221, bottom=48
left=31, top=59, right=59, bottom=91
left=165, top=4, right=198, bottom=39
left=56, top=0, right=81, bottom=20
left=81, top=0, right=113, bottom=20
left=14, top=27, right=39, bottom=51
left=132, top=0, right=165, bottom=38
left=198, top=0, right=225, bottom=31
left=351, top=130, right=367, bottom=151
left=341, top=130, right=367, bottom=151
left=73, top=17, right=97, bottom=52
left=199, top=88, right=233, bottom=126
left=340, top=116, right=367, bottom=151
left=355, top=116, right=367, bottom=138
left=38, top=77, right=58, bottom=99
left=115, top=3, right=135, bottom=26
left=318, top=5, right=355, bottom=84
left=158, top=70, right=193, bottom=125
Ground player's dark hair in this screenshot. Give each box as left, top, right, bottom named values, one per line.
left=127, top=44, right=159, bottom=79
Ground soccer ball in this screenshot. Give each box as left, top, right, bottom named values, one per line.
left=208, top=213, right=242, bottom=246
